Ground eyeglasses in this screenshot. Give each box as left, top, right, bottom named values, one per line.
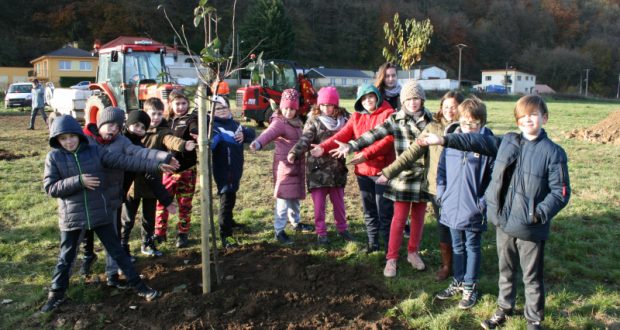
left=214, top=107, right=229, bottom=111
left=459, top=119, right=481, bottom=128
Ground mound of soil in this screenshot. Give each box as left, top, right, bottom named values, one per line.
left=566, top=110, right=620, bottom=145
left=37, top=243, right=403, bottom=329
left=0, top=149, right=25, bottom=161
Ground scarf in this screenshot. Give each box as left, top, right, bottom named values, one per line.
left=318, top=115, right=346, bottom=131
left=384, top=82, right=402, bottom=98
left=83, top=123, right=113, bottom=145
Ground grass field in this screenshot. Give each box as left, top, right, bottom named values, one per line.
left=0, top=98, right=619, bottom=329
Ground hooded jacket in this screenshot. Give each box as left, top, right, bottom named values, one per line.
left=44, top=116, right=162, bottom=231
left=167, top=111, right=199, bottom=172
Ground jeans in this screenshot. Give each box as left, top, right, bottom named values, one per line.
left=450, top=228, right=482, bottom=285
left=496, top=228, right=546, bottom=323
left=310, top=187, right=347, bottom=236
left=81, top=209, right=121, bottom=277
left=274, top=198, right=300, bottom=233
left=29, top=106, right=47, bottom=129
left=50, top=223, right=141, bottom=294
left=356, top=175, right=393, bottom=247
left=218, top=192, right=237, bottom=238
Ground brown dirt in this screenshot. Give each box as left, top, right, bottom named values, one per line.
left=565, top=110, right=620, bottom=145
left=35, top=243, right=404, bottom=329
left=0, top=148, right=26, bottom=161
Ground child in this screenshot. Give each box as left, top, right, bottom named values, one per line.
left=379, top=91, right=464, bottom=280
left=209, top=96, right=256, bottom=248
left=288, top=87, right=352, bottom=245
left=250, top=89, right=313, bottom=245
left=419, top=95, right=571, bottom=330
left=80, top=107, right=177, bottom=286
left=41, top=115, right=162, bottom=312
left=155, top=91, right=199, bottom=248
left=433, top=97, right=494, bottom=310
left=331, top=80, right=432, bottom=276
left=310, top=84, right=395, bottom=253
left=124, top=99, right=196, bottom=257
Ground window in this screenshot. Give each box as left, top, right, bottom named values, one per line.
left=79, top=61, right=92, bottom=71
left=485, top=76, right=491, bottom=81
left=525, top=76, right=529, bottom=81
left=517, top=75, right=522, bottom=81
left=341, top=78, right=347, bottom=85
left=352, top=79, right=357, bottom=84
left=44, top=62, right=48, bottom=76
left=59, top=61, right=71, bottom=71
left=36, top=63, right=40, bottom=75
left=330, top=78, right=336, bottom=86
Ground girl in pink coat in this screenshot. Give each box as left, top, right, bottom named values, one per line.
left=250, top=89, right=314, bottom=245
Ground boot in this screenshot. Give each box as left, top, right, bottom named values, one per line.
left=436, top=242, right=452, bottom=281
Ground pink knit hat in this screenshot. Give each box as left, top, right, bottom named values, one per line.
left=279, top=89, right=299, bottom=110
left=317, top=86, right=340, bottom=106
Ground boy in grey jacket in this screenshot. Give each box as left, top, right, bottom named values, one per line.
left=41, top=115, right=165, bottom=312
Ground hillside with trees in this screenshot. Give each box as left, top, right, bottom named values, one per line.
left=1, top=0, right=618, bottom=96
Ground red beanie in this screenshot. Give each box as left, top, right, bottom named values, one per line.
left=317, top=86, right=340, bottom=106
left=279, top=89, right=299, bottom=110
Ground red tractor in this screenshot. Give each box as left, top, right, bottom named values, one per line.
left=84, top=39, right=183, bottom=124
left=236, top=59, right=316, bottom=126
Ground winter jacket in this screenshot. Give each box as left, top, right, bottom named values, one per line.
left=319, top=101, right=395, bottom=177
left=128, top=122, right=187, bottom=199
left=349, top=108, right=433, bottom=202
left=31, top=83, right=45, bottom=109
left=44, top=116, right=162, bottom=231
left=254, top=115, right=306, bottom=199
left=289, top=112, right=350, bottom=191
left=210, top=116, right=256, bottom=194
left=84, top=123, right=171, bottom=210
left=443, top=129, right=571, bottom=241
left=168, top=111, right=199, bottom=172
left=382, top=117, right=451, bottom=196
left=437, top=124, right=495, bottom=232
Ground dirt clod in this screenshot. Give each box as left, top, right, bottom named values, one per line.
left=566, top=110, right=620, bottom=145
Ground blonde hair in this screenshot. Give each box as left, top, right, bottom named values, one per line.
left=514, top=95, right=548, bottom=122
left=458, top=95, right=487, bottom=126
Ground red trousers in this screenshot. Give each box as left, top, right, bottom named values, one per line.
left=155, top=168, right=197, bottom=236
left=386, top=201, right=427, bottom=260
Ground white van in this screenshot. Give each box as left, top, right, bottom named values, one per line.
left=4, top=82, right=33, bottom=108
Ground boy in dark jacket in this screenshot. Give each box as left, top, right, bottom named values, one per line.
left=41, top=115, right=162, bottom=312
left=434, top=97, right=494, bottom=310
left=419, top=95, right=571, bottom=330
left=210, top=96, right=256, bottom=248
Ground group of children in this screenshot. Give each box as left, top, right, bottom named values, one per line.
left=42, top=78, right=571, bottom=329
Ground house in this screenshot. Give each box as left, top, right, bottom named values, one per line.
left=480, top=68, right=536, bottom=95
left=30, top=44, right=97, bottom=87
left=305, top=68, right=374, bottom=88
left=534, top=84, right=556, bottom=94
left=398, top=66, right=458, bottom=91
left=0, top=67, right=31, bottom=92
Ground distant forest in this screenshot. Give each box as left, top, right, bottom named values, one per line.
left=1, top=0, right=618, bottom=96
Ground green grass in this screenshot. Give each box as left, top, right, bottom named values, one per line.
left=1, top=99, right=619, bottom=328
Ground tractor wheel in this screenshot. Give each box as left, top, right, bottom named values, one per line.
left=257, top=107, right=273, bottom=127
left=84, top=94, right=112, bottom=125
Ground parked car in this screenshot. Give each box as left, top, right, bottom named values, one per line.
left=70, top=81, right=91, bottom=90
left=4, top=82, right=33, bottom=109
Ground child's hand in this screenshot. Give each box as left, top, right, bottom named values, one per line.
left=166, top=202, right=178, bottom=215
left=234, top=131, right=244, bottom=143
left=287, top=153, right=296, bottom=164
left=185, top=140, right=196, bottom=151
left=329, top=140, right=350, bottom=158
left=417, top=133, right=443, bottom=146
left=348, top=152, right=367, bottom=165
left=376, top=174, right=388, bottom=184
left=169, top=157, right=180, bottom=170
left=190, top=133, right=199, bottom=141
left=249, top=141, right=259, bottom=152
left=81, top=174, right=100, bottom=190
left=309, top=144, right=324, bottom=157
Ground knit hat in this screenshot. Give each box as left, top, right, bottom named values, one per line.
left=400, top=80, right=426, bottom=103
left=97, top=106, right=125, bottom=129
left=279, top=89, right=300, bottom=110
left=126, top=110, right=151, bottom=130
left=317, top=86, right=340, bottom=106
left=354, top=84, right=383, bottom=112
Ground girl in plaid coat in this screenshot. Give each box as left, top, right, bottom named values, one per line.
left=332, top=80, right=432, bottom=277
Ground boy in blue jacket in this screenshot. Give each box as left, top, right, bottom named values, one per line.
left=419, top=95, right=571, bottom=330
left=41, top=115, right=163, bottom=312
left=209, top=96, right=256, bottom=248
left=434, top=97, right=494, bottom=310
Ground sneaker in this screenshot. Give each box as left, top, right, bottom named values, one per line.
left=383, top=259, right=398, bottom=277
left=106, top=274, right=129, bottom=289
left=141, top=244, right=164, bottom=257
left=480, top=308, right=511, bottom=329
left=221, top=236, right=239, bottom=249
left=40, top=292, right=65, bottom=312
left=317, top=235, right=330, bottom=245
left=275, top=231, right=293, bottom=245
left=153, top=234, right=167, bottom=244
left=122, top=243, right=136, bottom=263
left=79, top=253, right=98, bottom=276
left=293, top=223, right=315, bottom=232
left=176, top=233, right=189, bottom=248
left=338, top=230, right=355, bottom=242
left=458, top=283, right=478, bottom=309
left=435, top=278, right=462, bottom=300
left=527, top=321, right=542, bottom=330
left=135, top=283, right=161, bottom=302
left=366, top=242, right=380, bottom=254
left=407, top=251, right=426, bottom=270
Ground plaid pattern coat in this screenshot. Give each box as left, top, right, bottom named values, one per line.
left=349, top=108, right=433, bottom=202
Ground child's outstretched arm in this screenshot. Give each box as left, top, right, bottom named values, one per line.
left=289, top=121, right=318, bottom=162
left=382, top=138, right=428, bottom=180
left=419, top=132, right=501, bottom=157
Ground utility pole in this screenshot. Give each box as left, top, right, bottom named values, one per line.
left=584, top=68, right=590, bottom=97
left=236, top=33, right=241, bottom=85
left=616, top=73, right=619, bottom=99
left=456, top=43, right=467, bottom=90
left=579, top=70, right=583, bottom=95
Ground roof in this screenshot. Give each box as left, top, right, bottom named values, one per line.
left=306, top=68, right=373, bottom=79
left=100, top=36, right=180, bottom=54
left=534, top=84, right=556, bottom=94
left=481, top=68, right=535, bottom=76
left=30, top=46, right=95, bottom=63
